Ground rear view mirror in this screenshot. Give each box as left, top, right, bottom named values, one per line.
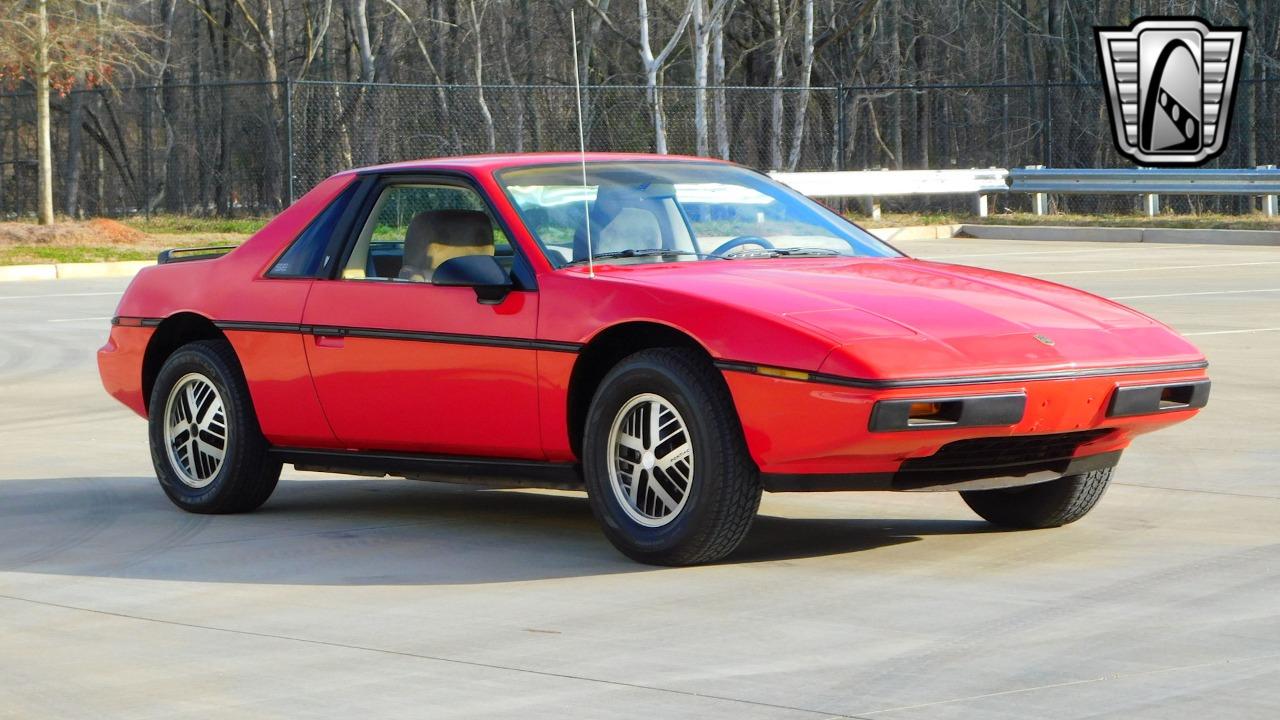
left=432, top=254, right=512, bottom=304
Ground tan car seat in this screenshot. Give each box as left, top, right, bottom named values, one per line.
left=399, top=209, right=496, bottom=282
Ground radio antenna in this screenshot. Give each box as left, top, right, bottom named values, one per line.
left=570, top=10, right=595, bottom=278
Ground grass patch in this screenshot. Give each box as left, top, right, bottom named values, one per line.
left=0, top=217, right=250, bottom=266
left=118, top=215, right=269, bottom=235
left=0, top=245, right=159, bottom=265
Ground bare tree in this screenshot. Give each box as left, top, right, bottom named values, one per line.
left=710, top=2, right=732, bottom=159
left=637, top=0, right=695, bottom=153
left=468, top=0, right=496, bottom=151
left=0, top=0, right=149, bottom=223
left=588, top=0, right=696, bottom=153
left=783, top=0, right=813, bottom=170
left=690, top=0, right=732, bottom=157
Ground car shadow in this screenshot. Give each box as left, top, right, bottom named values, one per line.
left=0, top=476, right=995, bottom=585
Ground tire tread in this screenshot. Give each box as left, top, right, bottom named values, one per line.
left=585, top=347, right=761, bottom=565
left=961, top=466, right=1114, bottom=529
left=149, top=339, right=280, bottom=514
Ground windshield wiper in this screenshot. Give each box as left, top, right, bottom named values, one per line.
left=564, top=248, right=724, bottom=265
left=730, top=247, right=844, bottom=259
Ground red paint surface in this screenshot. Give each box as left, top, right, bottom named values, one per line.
left=98, top=153, right=1208, bottom=476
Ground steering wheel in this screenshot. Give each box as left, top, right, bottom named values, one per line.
left=711, top=235, right=776, bottom=256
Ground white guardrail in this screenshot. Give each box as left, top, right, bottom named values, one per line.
left=770, top=169, right=1009, bottom=219
left=771, top=165, right=1280, bottom=218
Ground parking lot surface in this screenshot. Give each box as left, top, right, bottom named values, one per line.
left=1, top=238, right=1276, bottom=719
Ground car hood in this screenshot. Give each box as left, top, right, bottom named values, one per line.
left=588, top=257, right=1204, bottom=380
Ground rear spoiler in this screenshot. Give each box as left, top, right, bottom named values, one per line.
left=156, top=245, right=238, bottom=265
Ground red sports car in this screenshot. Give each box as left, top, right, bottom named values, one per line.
left=99, top=153, right=1210, bottom=565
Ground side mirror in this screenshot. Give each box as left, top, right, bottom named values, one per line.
left=432, top=254, right=512, bottom=304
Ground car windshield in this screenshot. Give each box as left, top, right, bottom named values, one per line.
left=496, top=162, right=900, bottom=267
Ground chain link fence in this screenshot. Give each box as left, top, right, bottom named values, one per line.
left=2, top=78, right=1277, bottom=218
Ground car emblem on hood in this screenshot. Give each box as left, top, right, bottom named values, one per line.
left=1034, top=334, right=1056, bottom=346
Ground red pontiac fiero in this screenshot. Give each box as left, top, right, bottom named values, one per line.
left=99, top=153, right=1210, bottom=565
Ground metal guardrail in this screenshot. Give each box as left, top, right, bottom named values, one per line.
left=1009, top=165, right=1280, bottom=216
left=1007, top=167, right=1280, bottom=194
left=770, top=169, right=1008, bottom=218
left=775, top=165, right=1280, bottom=218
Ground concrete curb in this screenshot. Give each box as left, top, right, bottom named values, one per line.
left=0, top=260, right=154, bottom=283
left=956, top=224, right=1280, bottom=245
left=868, top=224, right=959, bottom=242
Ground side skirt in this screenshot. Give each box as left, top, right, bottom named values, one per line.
left=269, top=447, right=584, bottom=490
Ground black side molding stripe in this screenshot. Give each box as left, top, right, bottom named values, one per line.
left=715, top=359, right=1210, bottom=390
left=112, top=316, right=163, bottom=327
left=214, top=320, right=302, bottom=334
left=207, top=319, right=582, bottom=353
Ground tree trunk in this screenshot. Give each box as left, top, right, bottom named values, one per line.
left=65, top=87, right=85, bottom=217
left=888, top=0, right=903, bottom=169
left=691, top=0, right=710, bottom=156
left=496, top=11, right=522, bottom=152
left=349, top=0, right=378, bottom=163
left=785, top=0, right=815, bottom=170
left=638, top=0, right=665, bottom=153
left=711, top=11, right=730, bottom=159
left=636, top=0, right=694, bottom=154
left=768, top=0, right=787, bottom=170
left=36, top=0, right=55, bottom=225
left=351, top=0, right=376, bottom=82
left=915, top=29, right=930, bottom=168
left=646, top=65, right=666, bottom=154
left=579, top=0, right=611, bottom=150
left=469, top=1, right=496, bottom=152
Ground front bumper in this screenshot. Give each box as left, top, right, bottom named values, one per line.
left=720, top=363, right=1208, bottom=490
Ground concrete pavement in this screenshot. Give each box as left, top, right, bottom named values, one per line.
left=0, top=240, right=1276, bottom=719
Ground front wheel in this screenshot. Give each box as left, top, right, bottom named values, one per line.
left=148, top=339, right=281, bottom=514
left=960, top=466, right=1114, bottom=529
left=583, top=348, right=761, bottom=565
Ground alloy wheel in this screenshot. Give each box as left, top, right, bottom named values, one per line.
left=163, top=372, right=229, bottom=488
left=607, top=393, right=695, bottom=527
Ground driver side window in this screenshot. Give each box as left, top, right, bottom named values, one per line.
left=342, top=183, right=510, bottom=283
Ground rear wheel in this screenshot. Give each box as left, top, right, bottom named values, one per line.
left=583, top=348, right=761, bottom=565
left=960, top=466, right=1114, bottom=529
left=148, top=339, right=280, bottom=514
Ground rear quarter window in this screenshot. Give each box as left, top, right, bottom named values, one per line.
left=268, top=185, right=359, bottom=278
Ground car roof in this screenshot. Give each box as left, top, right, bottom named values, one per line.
left=348, top=152, right=735, bottom=175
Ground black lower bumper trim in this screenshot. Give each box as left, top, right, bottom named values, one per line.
left=762, top=450, right=1122, bottom=493
left=1108, top=379, right=1210, bottom=417
left=868, top=392, right=1026, bottom=432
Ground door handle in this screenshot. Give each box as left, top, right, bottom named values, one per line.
left=311, top=326, right=346, bottom=348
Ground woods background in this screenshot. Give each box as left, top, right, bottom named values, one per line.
left=2, top=0, right=1278, bottom=218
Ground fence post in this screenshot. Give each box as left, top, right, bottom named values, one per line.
left=1142, top=193, right=1160, bottom=217
left=973, top=193, right=989, bottom=217
left=835, top=85, right=847, bottom=171
left=284, top=77, right=295, bottom=205
left=1026, top=165, right=1048, bottom=215
left=861, top=196, right=881, bottom=220
left=1259, top=164, right=1277, bottom=217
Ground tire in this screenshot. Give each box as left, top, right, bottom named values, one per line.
left=583, top=347, right=761, bottom=565
left=148, top=339, right=281, bottom=514
left=960, top=466, right=1114, bottom=529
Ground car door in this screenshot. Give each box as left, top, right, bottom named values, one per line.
left=301, top=175, right=543, bottom=459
